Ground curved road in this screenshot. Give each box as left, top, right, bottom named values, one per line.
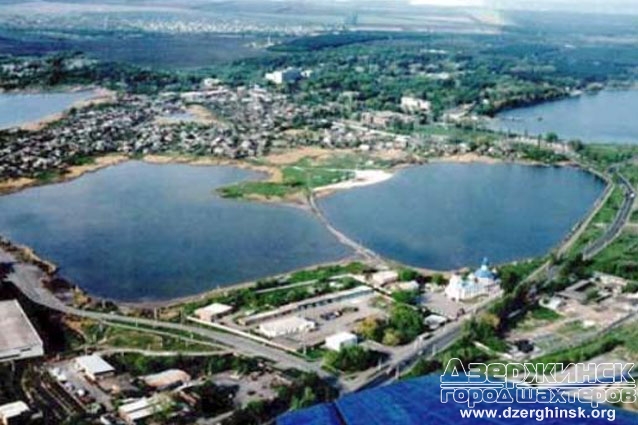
left=3, top=169, right=633, bottom=396
left=3, top=256, right=337, bottom=385
left=583, top=172, right=635, bottom=259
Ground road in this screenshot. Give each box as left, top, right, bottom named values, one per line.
left=3, top=256, right=338, bottom=386
left=583, top=172, right=635, bottom=259
left=308, top=192, right=381, bottom=262
left=347, top=290, right=502, bottom=392
left=4, top=168, right=633, bottom=396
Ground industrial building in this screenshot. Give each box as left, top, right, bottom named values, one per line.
left=74, top=355, right=116, bottom=381
left=118, top=395, right=170, bottom=424
left=193, top=302, right=233, bottom=321
left=369, top=271, right=399, bottom=287
left=264, top=67, right=302, bottom=85
left=142, top=369, right=191, bottom=390
left=258, top=316, right=317, bottom=338
left=400, top=96, right=432, bottom=113
left=0, top=300, right=44, bottom=363
left=239, top=286, right=374, bottom=327
left=325, top=332, right=358, bottom=351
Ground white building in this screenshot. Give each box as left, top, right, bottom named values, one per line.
left=258, top=316, right=316, bottom=338
left=325, top=332, right=358, bottom=351
left=201, top=77, right=221, bottom=89
left=445, top=258, right=499, bottom=302
left=540, top=296, right=564, bottom=312
left=74, top=355, right=115, bottom=381
left=0, top=300, right=44, bottom=363
left=0, top=401, right=29, bottom=425
left=401, top=96, right=432, bottom=113
left=118, top=395, right=170, bottom=424
left=424, top=314, right=448, bottom=330
left=370, top=271, right=399, bottom=287
left=265, top=67, right=302, bottom=85
left=239, top=286, right=373, bottom=327
left=194, top=303, right=233, bottom=321
left=394, top=281, right=420, bottom=292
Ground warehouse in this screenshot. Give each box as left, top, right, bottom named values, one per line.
left=325, top=332, right=358, bottom=351
left=0, top=300, right=44, bottom=363
left=74, top=354, right=116, bottom=381
left=258, top=316, right=317, bottom=338
left=118, top=395, right=170, bottom=424
left=194, top=302, right=233, bottom=321
left=239, top=286, right=373, bottom=327
left=142, top=369, right=191, bottom=390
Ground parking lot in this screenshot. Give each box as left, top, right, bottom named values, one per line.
left=48, top=360, right=113, bottom=411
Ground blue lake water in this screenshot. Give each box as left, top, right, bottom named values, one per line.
left=0, top=91, right=94, bottom=129
left=0, top=162, right=350, bottom=301
left=488, top=90, right=638, bottom=144
left=319, top=163, right=605, bottom=271
left=0, top=162, right=605, bottom=300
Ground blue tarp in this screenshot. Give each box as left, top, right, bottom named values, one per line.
left=278, top=374, right=638, bottom=425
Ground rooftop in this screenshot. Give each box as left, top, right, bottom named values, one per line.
left=0, top=401, right=29, bottom=420
left=142, top=369, right=191, bottom=389
left=0, top=300, right=43, bottom=357
left=278, top=374, right=638, bottom=425
left=75, top=355, right=115, bottom=376
left=195, top=302, right=233, bottom=316
left=326, top=332, right=357, bottom=345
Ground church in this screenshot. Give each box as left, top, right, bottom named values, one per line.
left=445, top=258, right=500, bottom=302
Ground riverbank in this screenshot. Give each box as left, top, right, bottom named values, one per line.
left=0, top=154, right=130, bottom=195
left=0, top=148, right=608, bottom=308
left=0, top=152, right=283, bottom=196
left=19, top=87, right=116, bottom=132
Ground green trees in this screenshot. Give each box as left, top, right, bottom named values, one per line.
left=290, top=387, right=317, bottom=410
left=357, top=317, right=384, bottom=341
left=323, top=346, right=375, bottom=372
left=389, top=305, right=425, bottom=342
left=356, top=305, right=425, bottom=346
left=391, top=290, right=419, bottom=305
left=197, top=381, right=237, bottom=416
left=398, top=268, right=419, bottom=282
left=545, top=132, right=559, bottom=143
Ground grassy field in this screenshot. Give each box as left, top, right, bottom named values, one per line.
left=588, top=231, right=638, bottom=281
left=217, top=155, right=366, bottom=200
left=81, top=321, right=220, bottom=352
left=529, top=306, right=562, bottom=321
left=568, top=184, right=624, bottom=255
left=579, top=144, right=638, bottom=171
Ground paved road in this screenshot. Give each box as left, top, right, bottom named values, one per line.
left=3, top=256, right=337, bottom=385
left=6, top=168, right=632, bottom=396
left=583, top=172, right=635, bottom=259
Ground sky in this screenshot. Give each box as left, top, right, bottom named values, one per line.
left=409, top=0, right=638, bottom=14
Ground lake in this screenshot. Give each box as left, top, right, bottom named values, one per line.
left=0, top=162, right=605, bottom=301
left=488, top=90, right=638, bottom=144
left=0, top=91, right=94, bottom=129
left=0, top=162, right=350, bottom=301
left=319, top=163, right=605, bottom=271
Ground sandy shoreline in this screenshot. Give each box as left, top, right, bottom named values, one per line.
left=19, top=87, right=117, bottom=132
left=314, top=169, right=394, bottom=196
left=0, top=148, right=595, bottom=309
